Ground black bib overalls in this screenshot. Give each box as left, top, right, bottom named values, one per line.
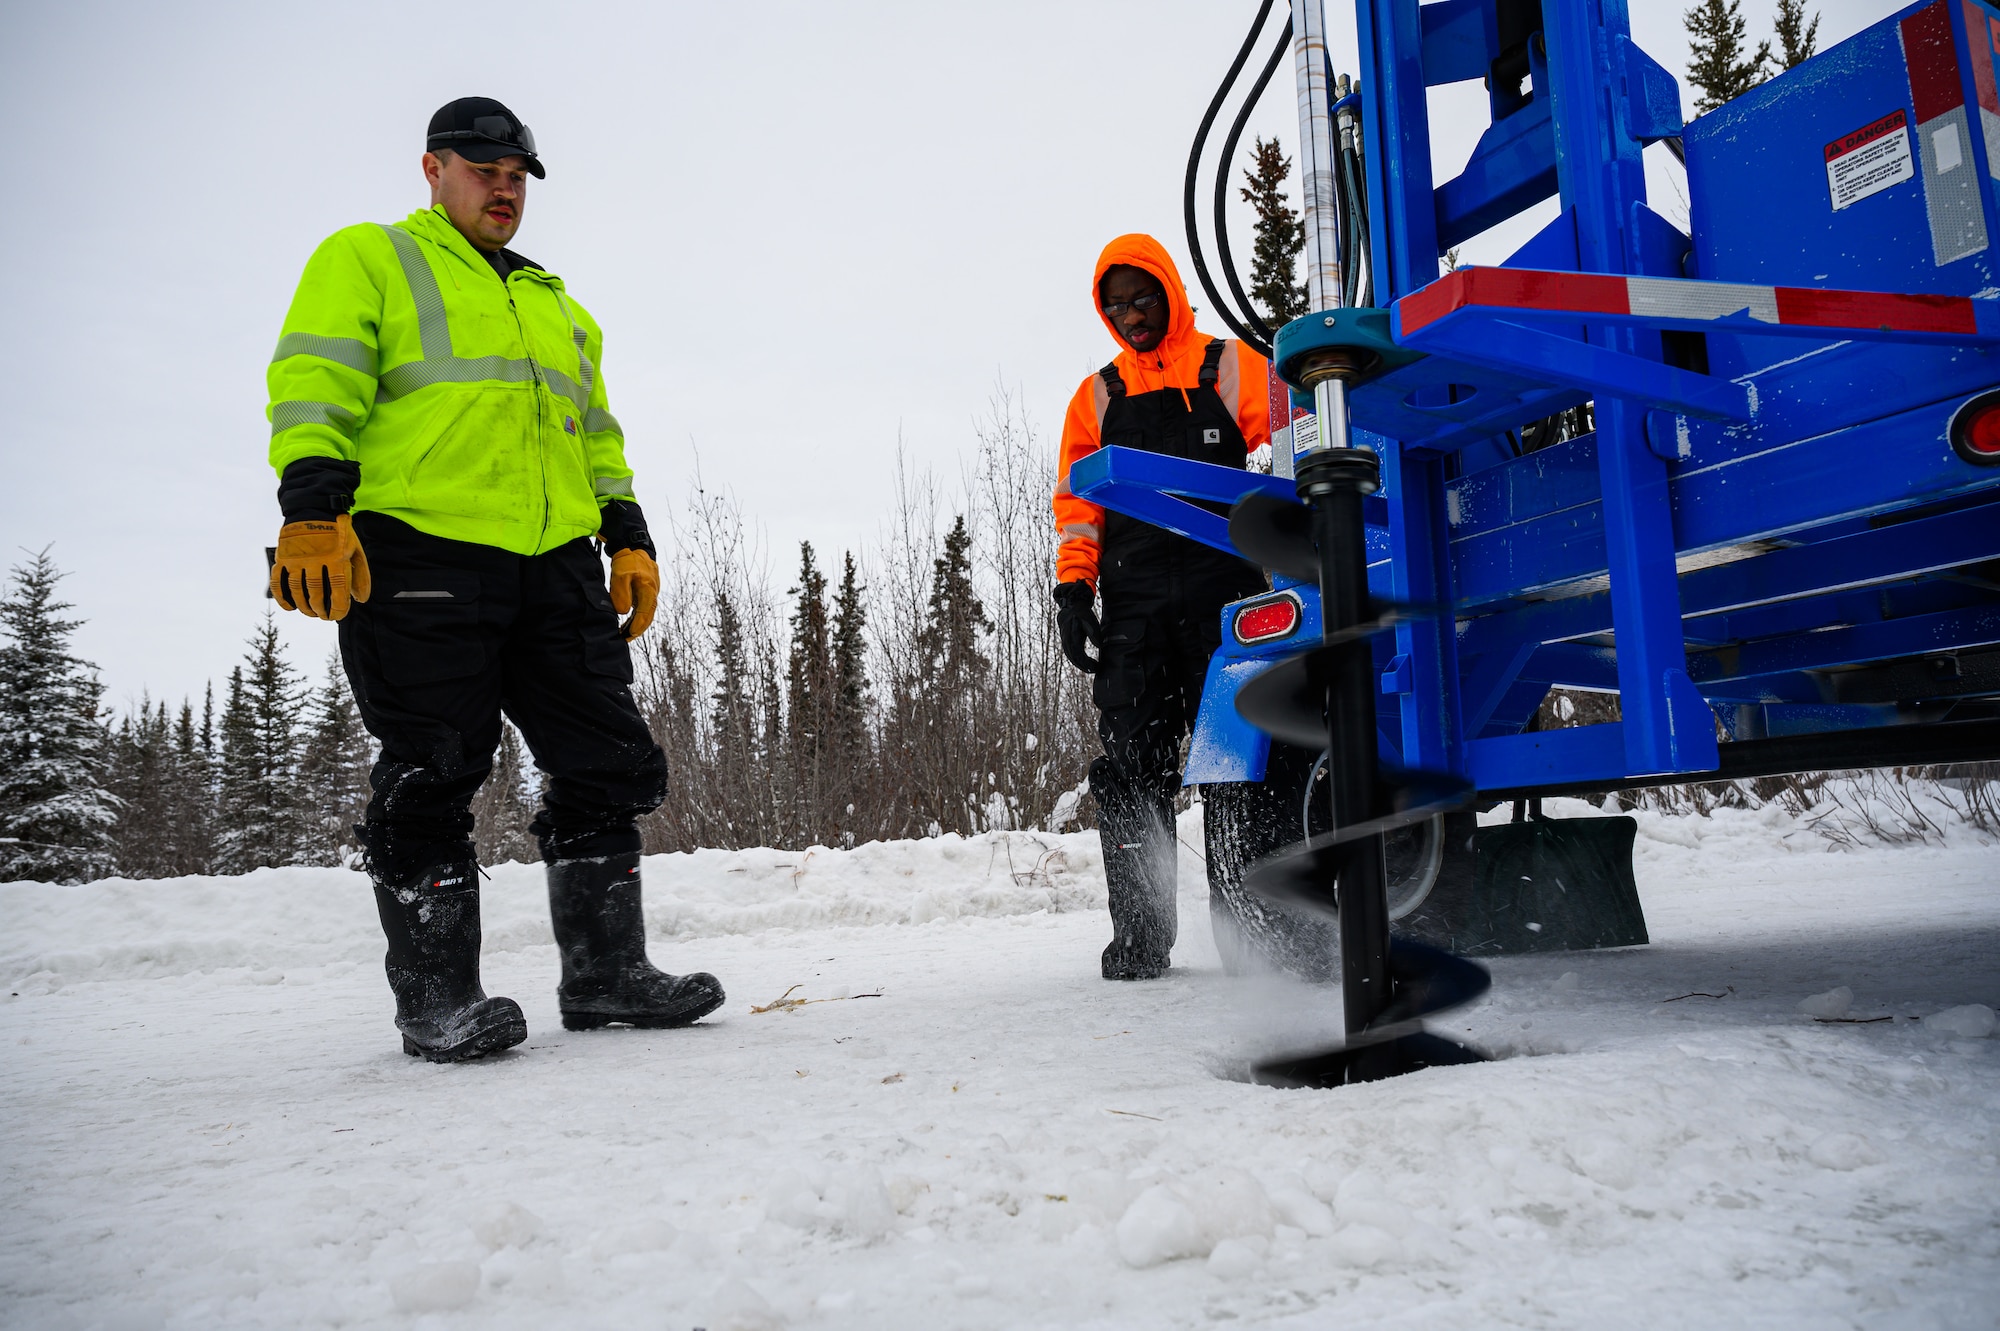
left=1087, top=339, right=1265, bottom=976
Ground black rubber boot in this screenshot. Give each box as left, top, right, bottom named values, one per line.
left=372, top=862, right=527, bottom=1063
left=1091, top=763, right=1178, bottom=980
left=548, top=853, right=726, bottom=1030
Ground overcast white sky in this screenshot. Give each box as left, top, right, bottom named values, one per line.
left=0, top=0, right=1895, bottom=710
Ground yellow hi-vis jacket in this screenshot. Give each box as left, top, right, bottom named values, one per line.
left=266, top=206, right=635, bottom=555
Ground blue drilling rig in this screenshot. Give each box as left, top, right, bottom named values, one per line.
left=1069, top=0, right=2000, bottom=1085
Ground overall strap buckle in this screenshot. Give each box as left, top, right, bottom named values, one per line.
left=1197, top=338, right=1226, bottom=389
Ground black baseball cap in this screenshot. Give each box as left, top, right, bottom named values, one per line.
left=426, top=97, right=544, bottom=178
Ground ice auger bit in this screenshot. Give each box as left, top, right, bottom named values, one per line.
left=1229, top=356, right=1490, bottom=1088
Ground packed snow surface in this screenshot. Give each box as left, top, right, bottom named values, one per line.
left=2, top=801, right=1997, bottom=1328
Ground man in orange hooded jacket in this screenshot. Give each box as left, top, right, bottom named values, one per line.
left=1053, top=234, right=1271, bottom=980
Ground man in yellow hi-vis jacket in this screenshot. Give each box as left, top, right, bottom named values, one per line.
left=266, top=97, right=724, bottom=1062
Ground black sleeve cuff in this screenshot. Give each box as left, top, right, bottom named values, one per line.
left=278, top=457, right=362, bottom=523
left=598, top=499, right=657, bottom=559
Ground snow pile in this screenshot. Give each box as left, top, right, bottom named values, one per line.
left=0, top=827, right=1149, bottom=992
left=3, top=803, right=1998, bottom=1327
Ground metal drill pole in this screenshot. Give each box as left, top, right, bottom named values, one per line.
left=1289, top=0, right=1394, bottom=1082
left=1292, top=0, right=1342, bottom=311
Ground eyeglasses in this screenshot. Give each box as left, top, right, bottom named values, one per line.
left=432, top=115, right=538, bottom=156
left=1102, top=292, right=1166, bottom=317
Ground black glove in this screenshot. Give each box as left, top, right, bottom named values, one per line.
left=277, top=457, right=361, bottom=522
left=1053, top=580, right=1102, bottom=674
left=596, top=498, right=657, bottom=559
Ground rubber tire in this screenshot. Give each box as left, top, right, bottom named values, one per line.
left=1203, top=743, right=1459, bottom=981
left=1203, top=744, right=1339, bottom=981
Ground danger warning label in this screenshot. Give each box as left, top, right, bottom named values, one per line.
left=1825, top=109, right=1914, bottom=210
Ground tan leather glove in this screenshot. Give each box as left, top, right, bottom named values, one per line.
left=607, top=547, right=659, bottom=641
left=270, top=514, right=371, bottom=621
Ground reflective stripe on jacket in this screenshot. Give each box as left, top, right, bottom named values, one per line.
left=266, top=206, right=635, bottom=556
left=1053, top=233, right=1271, bottom=587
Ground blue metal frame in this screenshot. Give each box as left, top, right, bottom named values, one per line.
left=1072, top=0, right=2000, bottom=797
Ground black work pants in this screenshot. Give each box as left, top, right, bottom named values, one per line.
left=1091, top=558, right=1259, bottom=799
left=338, top=513, right=667, bottom=880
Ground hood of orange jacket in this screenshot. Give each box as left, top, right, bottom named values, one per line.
left=1053, top=232, right=1271, bottom=588
left=1091, top=233, right=1207, bottom=379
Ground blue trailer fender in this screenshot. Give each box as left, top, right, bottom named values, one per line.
left=1185, top=655, right=1277, bottom=785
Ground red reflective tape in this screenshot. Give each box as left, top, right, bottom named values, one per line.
left=1966, top=0, right=2000, bottom=113
left=1773, top=286, right=1978, bottom=334
left=1398, top=268, right=1474, bottom=333
left=1903, top=1, right=1966, bottom=125
left=1399, top=267, right=1628, bottom=333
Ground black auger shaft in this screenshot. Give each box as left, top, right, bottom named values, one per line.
left=1296, top=379, right=1395, bottom=1084
left=1228, top=362, right=1494, bottom=1089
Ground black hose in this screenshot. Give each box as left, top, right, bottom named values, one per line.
left=1183, top=0, right=1279, bottom=352
left=1214, top=18, right=1295, bottom=352
left=1340, top=136, right=1369, bottom=307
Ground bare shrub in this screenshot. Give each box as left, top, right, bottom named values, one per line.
left=631, top=385, right=1095, bottom=853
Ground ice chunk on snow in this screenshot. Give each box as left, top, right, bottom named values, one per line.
left=483, top=1248, right=566, bottom=1297
left=1068, top=1168, right=1143, bottom=1222
left=1923, top=1004, right=1997, bottom=1038
left=1116, top=1184, right=1206, bottom=1268
left=886, top=1173, right=929, bottom=1214
left=1264, top=1178, right=1335, bottom=1237
left=1807, top=1133, right=1883, bottom=1171
left=96, top=1309, right=165, bottom=1331
left=765, top=1165, right=895, bottom=1239
left=1329, top=1222, right=1401, bottom=1267
left=390, top=1261, right=479, bottom=1313
left=765, top=1169, right=823, bottom=1229
left=707, top=1278, right=784, bottom=1330
left=1205, top=1235, right=1268, bottom=1279
left=1180, top=1169, right=1275, bottom=1242
left=589, top=1218, right=677, bottom=1259
left=470, top=1200, right=543, bottom=1250
left=1115, top=1170, right=1274, bottom=1267
left=1332, top=1173, right=1414, bottom=1238
left=1302, top=1160, right=1343, bottom=1204
left=1552, top=971, right=1581, bottom=991
left=824, top=1165, right=897, bottom=1239
left=1797, top=986, right=1853, bottom=1019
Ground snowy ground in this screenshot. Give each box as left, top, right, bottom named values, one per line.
left=2, top=803, right=1997, bottom=1330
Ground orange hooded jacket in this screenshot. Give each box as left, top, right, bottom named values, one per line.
left=1053, top=233, right=1272, bottom=588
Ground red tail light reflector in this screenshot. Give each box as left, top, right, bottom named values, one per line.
left=1234, top=594, right=1301, bottom=644
left=1950, top=390, right=2000, bottom=465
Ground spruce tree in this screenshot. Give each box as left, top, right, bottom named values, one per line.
left=830, top=552, right=870, bottom=770
left=710, top=591, right=756, bottom=757
left=213, top=616, right=304, bottom=875
left=1773, top=0, right=1819, bottom=70
left=916, top=515, right=992, bottom=701
left=295, top=656, right=371, bottom=866
left=471, top=720, right=538, bottom=865
left=785, top=542, right=838, bottom=836
left=107, top=698, right=175, bottom=877
left=786, top=542, right=834, bottom=761
left=1241, top=137, right=1308, bottom=327
left=0, top=550, right=119, bottom=884
left=756, top=642, right=787, bottom=840
left=165, top=696, right=216, bottom=876
left=1685, top=0, right=1771, bottom=113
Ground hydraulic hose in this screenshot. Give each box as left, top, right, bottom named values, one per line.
left=1214, top=19, right=1297, bottom=354
left=1184, top=0, right=1281, bottom=353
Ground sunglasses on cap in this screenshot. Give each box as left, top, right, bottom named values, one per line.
left=431, top=115, right=537, bottom=156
